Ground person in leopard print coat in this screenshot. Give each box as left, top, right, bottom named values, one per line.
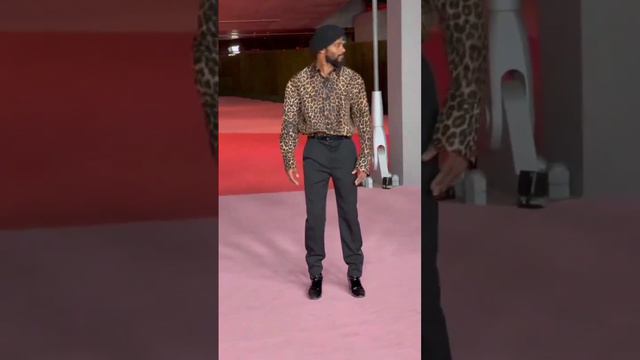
left=193, top=0, right=218, bottom=157
left=422, top=1, right=488, bottom=359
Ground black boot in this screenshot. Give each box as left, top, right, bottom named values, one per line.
left=348, top=276, right=365, bottom=298
left=308, top=275, right=323, bottom=300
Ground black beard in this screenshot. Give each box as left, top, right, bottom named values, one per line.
left=326, top=54, right=344, bottom=69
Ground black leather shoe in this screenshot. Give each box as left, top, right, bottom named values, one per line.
left=308, top=275, right=323, bottom=300
left=348, top=276, right=365, bottom=298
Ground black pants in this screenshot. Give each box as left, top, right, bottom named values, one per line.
left=302, top=137, right=364, bottom=279
left=422, top=57, right=452, bottom=359
left=422, top=157, right=452, bottom=359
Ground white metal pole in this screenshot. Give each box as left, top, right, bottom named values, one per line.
left=372, top=0, right=379, bottom=91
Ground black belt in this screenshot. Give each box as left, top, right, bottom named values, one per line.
left=308, top=133, right=351, bottom=141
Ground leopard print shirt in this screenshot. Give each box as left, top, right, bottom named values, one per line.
left=279, top=64, right=373, bottom=173
left=428, top=0, right=488, bottom=161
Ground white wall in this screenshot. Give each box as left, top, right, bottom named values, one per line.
left=540, top=0, right=640, bottom=198
left=581, top=0, right=640, bottom=197
left=387, top=0, right=421, bottom=186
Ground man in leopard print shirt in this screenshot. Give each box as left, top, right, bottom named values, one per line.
left=279, top=25, right=372, bottom=300
left=422, top=0, right=488, bottom=359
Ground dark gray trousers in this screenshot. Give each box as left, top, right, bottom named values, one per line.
left=422, top=156, right=452, bottom=359
left=422, top=57, right=452, bottom=359
left=302, top=137, right=364, bottom=278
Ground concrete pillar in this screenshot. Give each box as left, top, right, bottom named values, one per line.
left=387, top=0, right=422, bottom=186
left=540, top=0, right=640, bottom=198
left=580, top=0, right=640, bottom=197
left=539, top=0, right=584, bottom=196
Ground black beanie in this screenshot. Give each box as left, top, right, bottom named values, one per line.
left=309, top=25, right=345, bottom=53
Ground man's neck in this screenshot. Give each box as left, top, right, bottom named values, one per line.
left=315, top=61, right=336, bottom=78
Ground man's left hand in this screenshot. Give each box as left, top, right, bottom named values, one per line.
left=352, top=169, right=368, bottom=186
left=422, top=146, right=469, bottom=196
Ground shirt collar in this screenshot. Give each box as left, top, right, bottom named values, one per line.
left=309, top=63, right=342, bottom=79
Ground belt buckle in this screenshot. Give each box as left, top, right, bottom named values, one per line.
left=313, top=133, right=329, bottom=141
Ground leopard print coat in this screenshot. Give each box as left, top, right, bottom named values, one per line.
left=193, top=0, right=219, bottom=157
left=426, top=0, right=489, bottom=162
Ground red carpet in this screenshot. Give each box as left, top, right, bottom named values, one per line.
left=219, top=133, right=366, bottom=195
left=219, top=24, right=542, bottom=197
left=1, top=33, right=217, bottom=230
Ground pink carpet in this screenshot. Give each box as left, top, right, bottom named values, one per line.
left=219, top=78, right=637, bottom=357
left=219, top=188, right=421, bottom=359
left=219, top=96, right=422, bottom=358
left=219, top=189, right=640, bottom=359
left=218, top=93, right=640, bottom=357
left=438, top=197, right=640, bottom=360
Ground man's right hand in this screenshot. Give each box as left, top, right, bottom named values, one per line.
left=287, top=168, right=300, bottom=186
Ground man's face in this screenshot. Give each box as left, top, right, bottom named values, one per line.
left=324, top=37, right=346, bottom=68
